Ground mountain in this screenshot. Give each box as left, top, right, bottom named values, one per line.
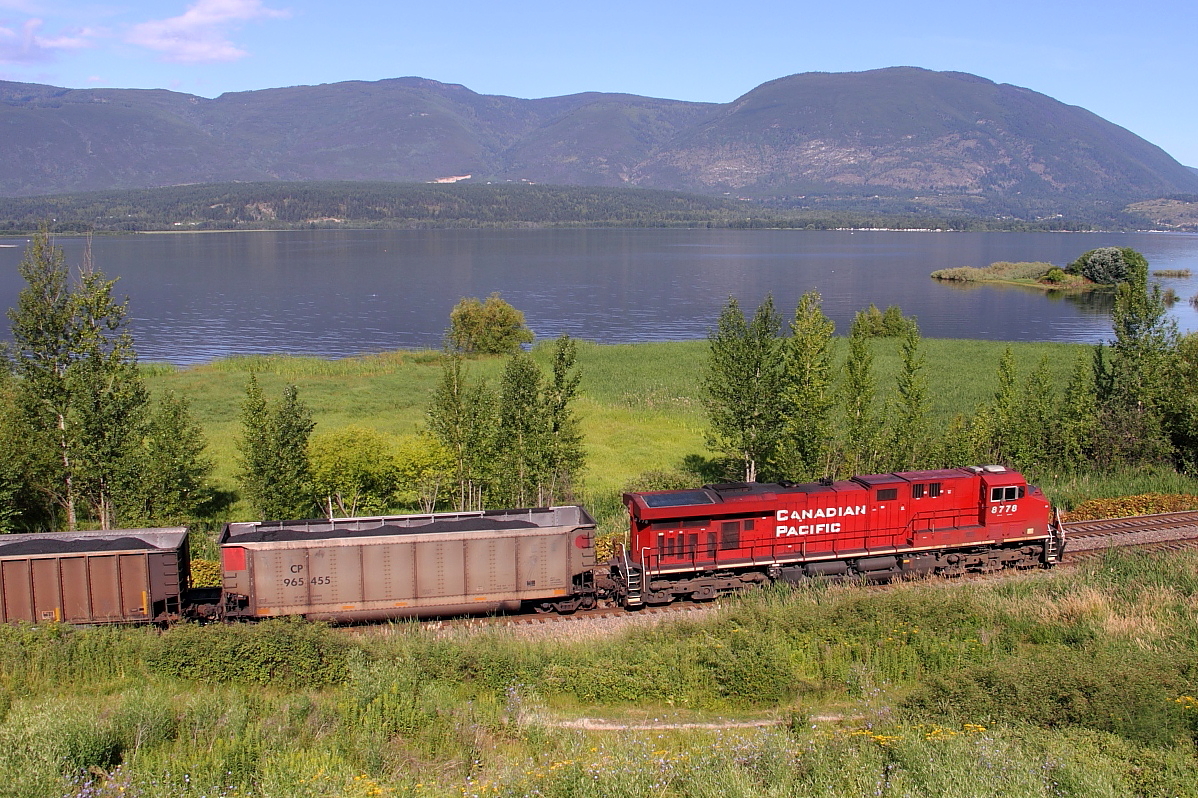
left=2, top=68, right=1196, bottom=213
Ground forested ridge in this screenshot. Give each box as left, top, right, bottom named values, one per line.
left=0, top=181, right=1140, bottom=233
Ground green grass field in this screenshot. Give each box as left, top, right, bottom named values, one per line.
left=144, top=337, right=1095, bottom=504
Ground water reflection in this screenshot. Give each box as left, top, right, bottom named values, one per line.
left=0, top=229, right=1194, bottom=364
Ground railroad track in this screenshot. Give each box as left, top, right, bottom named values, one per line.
left=390, top=511, right=1198, bottom=637
left=1062, top=510, right=1198, bottom=559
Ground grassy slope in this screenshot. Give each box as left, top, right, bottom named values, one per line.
left=8, top=552, right=1198, bottom=797
left=147, top=337, right=1088, bottom=505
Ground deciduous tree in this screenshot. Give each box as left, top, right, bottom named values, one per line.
left=703, top=296, right=785, bottom=482
left=427, top=354, right=497, bottom=511
left=539, top=335, right=585, bottom=504
left=839, top=312, right=879, bottom=475
left=130, top=391, right=213, bottom=525
left=447, top=292, right=535, bottom=355
left=309, top=425, right=397, bottom=518
left=237, top=377, right=315, bottom=520
left=493, top=351, right=547, bottom=507
left=885, top=322, right=929, bottom=472
left=779, top=291, right=835, bottom=480
left=7, top=231, right=147, bottom=530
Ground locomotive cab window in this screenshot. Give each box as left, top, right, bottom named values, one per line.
left=877, top=488, right=898, bottom=501
left=990, top=486, right=1024, bottom=502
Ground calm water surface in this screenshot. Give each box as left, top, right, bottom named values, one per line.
left=2, top=228, right=1197, bottom=364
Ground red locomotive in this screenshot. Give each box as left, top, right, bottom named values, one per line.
left=614, top=465, right=1061, bottom=607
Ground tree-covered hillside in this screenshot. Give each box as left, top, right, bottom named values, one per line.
left=0, top=181, right=1149, bottom=233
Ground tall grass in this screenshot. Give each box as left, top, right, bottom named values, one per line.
left=1037, top=465, right=1198, bottom=509
left=931, top=261, right=1055, bottom=281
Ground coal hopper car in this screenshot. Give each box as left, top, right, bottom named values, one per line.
left=0, top=528, right=189, bottom=624
left=218, top=506, right=597, bottom=621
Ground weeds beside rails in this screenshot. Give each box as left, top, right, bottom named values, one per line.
left=7, top=550, right=1198, bottom=796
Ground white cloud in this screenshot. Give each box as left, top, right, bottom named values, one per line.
left=126, top=0, right=288, bottom=63
left=0, top=16, right=94, bottom=63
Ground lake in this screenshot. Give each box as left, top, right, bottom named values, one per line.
left=1, top=228, right=1197, bottom=365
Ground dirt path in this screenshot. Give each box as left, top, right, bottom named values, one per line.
left=534, top=714, right=847, bottom=731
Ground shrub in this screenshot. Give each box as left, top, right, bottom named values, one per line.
left=146, top=619, right=355, bottom=687
left=902, top=645, right=1189, bottom=746
left=189, top=558, right=221, bottom=587
left=446, top=292, right=534, bottom=354
left=851, top=303, right=917, bottom=338
left=1064, top=493, right=1198, bottom=521
left=1066, top=247, right=1148, bottom=285
left=308, top=425, right=398, bottom=517
left=1044, top=267, right=1067, bottom=284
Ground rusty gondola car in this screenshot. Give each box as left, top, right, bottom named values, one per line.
left=615, top=465, right=1061, bottom=607
left=0, top=528, right=189, bottom=624
left=216, top=506, right=598, bottom=621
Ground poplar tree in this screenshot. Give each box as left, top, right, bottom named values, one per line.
left=1108, top=259, right=1176, bottom=414
left=1057, top=355, right=1099, bottom=470
left=133, top=391, right=213, bottom=524
left=779, top=291, right=835, bottom=480
left=840, top=312, right=879, bottom=476
left=265, top=384, right=315, bottom=519
left=540, top=335, right=585, bottom=505
left=7, top=231, right=147, bottom=530
left=70, top=268, right=149, bottom=529
left=427, top=354, right=497, bottom=511
left=237, top=377, right=315, bottom=520
left=1013, top=356, right=1056, bottom=472
left=1092, top=260, right=1175, bottom=466
left=0, top=372, right=41, bottom=532
left=493, top=351, right=546, bottom=507
left=975, top=347, right=1020, bottom=465
left=703, top=296, right=785, bottom=482
left=885, top=322, right=929, bottom=472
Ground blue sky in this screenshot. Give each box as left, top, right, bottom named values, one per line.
left=2, top=0, right=1196, bottom=166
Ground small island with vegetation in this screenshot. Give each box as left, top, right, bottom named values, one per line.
left=930, top=246, right=1149, bottom=292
